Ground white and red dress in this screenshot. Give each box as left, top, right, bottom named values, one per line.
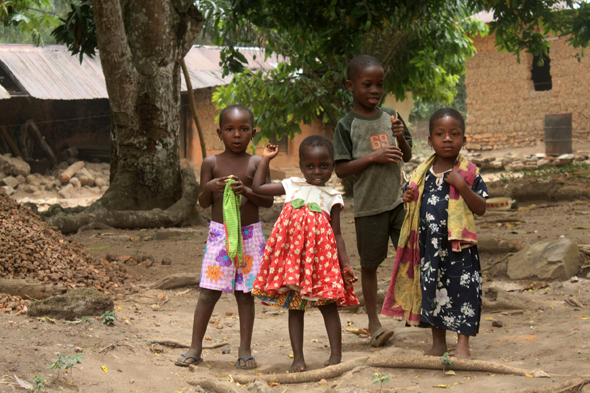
left=252, top=177, right=358, bottom=309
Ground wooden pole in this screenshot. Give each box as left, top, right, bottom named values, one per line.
left=26, top=120, right=58, bottom=167
left=180, top=58, right=207, bottom=161
left=0, top=126, right=22, bottom=157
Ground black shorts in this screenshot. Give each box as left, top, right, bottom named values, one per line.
left=355, top=204, right=406, bottom=268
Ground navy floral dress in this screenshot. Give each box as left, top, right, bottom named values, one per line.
left=418, top=168, right=488, bottom=336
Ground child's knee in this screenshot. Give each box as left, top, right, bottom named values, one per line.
left=199, top=288, right=222, bottom=304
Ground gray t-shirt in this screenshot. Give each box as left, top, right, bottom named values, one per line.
left=333, top=107, right=413, bottom=218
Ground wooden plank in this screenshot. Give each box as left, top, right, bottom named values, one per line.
left=27, top=119, right=58, bottom=167
left=0, top=126, right=22, bottom=157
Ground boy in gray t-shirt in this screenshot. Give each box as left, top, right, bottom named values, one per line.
left=333, top=55, right=412, bottom=347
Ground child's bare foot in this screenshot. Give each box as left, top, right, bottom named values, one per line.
left=290, top=357, right=306, bottom=373
left=455, top=334, right=471, bottom=360
left=424, top=344, right=448, bottom=357
left=323, top=354, right=341, bottom=367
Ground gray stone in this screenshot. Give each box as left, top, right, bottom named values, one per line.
left=535, top=153, right=546, bottom=159
left=490, top=160, right=504, bottom=169
left=553, top=158, right=572, bottom=167
left=508, top=162, right=525, bottom=171
left=557, top=153, right=575, bottom=160
left=2, top=176, right=19, bottom=189
left=507, top=238, right=579, bottom=281
left=27, top=289, right=114, bottom=320
left=23, top=184, right=37, bottom=193
left=100, top=185, right=109, bottom=194
left=58, top=184, right=75, bottom=199
left=16, top=174, right=26, bottom=184
left=577, top=150, right=590, bottom=159
left=76, top=167, right=95, bottom=186
left=95, top=177, right=107, bottom=187
left=70, top=177, right=82, bottom=189
left=523, top=164, right=538, bottom=171
left=0, top=154, right=30, bottom=176
left=246, top=380, right=273, bottom=393
left=537, top=159, right=552, bottom=167
left=574, top=155, right=586, bottom=161
left=2, top=185, right=15, bottom=195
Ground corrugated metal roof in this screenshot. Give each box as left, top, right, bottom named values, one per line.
left=0, top=45, right=281, bottom=101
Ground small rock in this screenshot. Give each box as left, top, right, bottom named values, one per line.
left=226, top=311, right=233, bottom=316
left=2, top=185, right=15, bottom=195
left=586, top=272, right=590, bottom=280
left=492, top=320, right=503, bottom=328
left=130, top=379, right=134, bottom=384
left=2, top=176, right=19, bottom=188
left=70, top=177, right=81, bottom=189
left=571, top=276, right=579, bottom=283
left=318, top=379, right=328, bottom=386
left=222, top=346, right=231, bottom=354
left=23, top=184, right=37, bottom=193
left=95, top=177, right=107, bottom=187
left=74, top=347, right=83, bottom=353
left=161, top=258, right=172, bottom=266
left=246, top=380, right=273, bottom=393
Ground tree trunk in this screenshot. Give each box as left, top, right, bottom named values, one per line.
left=91, top=0, right=204, bottom=211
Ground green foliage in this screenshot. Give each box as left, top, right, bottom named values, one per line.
left=476, top=0, right=590, bottom=61
left=213, top=0, right=486, bottom=141
left=100, top=310, right=116, bottom=326
left=0, top=0, right=62, bottom=45
left=410, top=75, right=467, bottom=123
left=371, top=371, right=390, bottom=391
left=30, top=375, right=47, bottom=393
left=47, top=353, right=83, bottom=380
left=439, top=351, right=453, bottom=371
left=80, top=316, right=93, bottom=325
left=51, top=1, right=96, bottom=63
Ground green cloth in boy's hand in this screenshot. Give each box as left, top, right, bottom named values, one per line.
left=223, top=178, right=243, bottom=268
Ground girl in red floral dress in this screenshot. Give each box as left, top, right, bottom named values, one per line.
left=252, top=135, right=359, bottom=373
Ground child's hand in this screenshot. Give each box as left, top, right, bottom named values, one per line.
left=371, top=146, right=403, bottom=164
left=444, top=169, right=466, bottom=189
left=262, top=144, right=279, bottom=159
left=403, top=187, right=415, bottom=204
left=206, top=176, right=231, bottom=194
left=342, top=266, right=358, bottom=284
left=391, top=116, right=405, bottom=140
left=229, top=177, right=248, bottom=195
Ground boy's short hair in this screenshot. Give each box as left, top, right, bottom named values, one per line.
left=299, top=135, right=335, bottom=161
left=429, top=108, right=466, bottom=135
left=219, top=105, right=255, bottom=128
left=346, top=55, right=383, bottom=81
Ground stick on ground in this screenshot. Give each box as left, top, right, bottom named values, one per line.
left=230, top=354, right=546, bottom=385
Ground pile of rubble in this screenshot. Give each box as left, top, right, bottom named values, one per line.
left=0, top=188, right=130, bottom=294
left=0, top=294, right=30, bottom=315
left=404, top=150, right=590, bottom=174
left=0, top=154, right=110, bottom=199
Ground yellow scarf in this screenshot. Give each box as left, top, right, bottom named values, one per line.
left=381, top=153, right=479, bottom=324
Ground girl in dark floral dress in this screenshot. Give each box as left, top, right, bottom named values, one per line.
left=382, top=108, right=487, bottom=359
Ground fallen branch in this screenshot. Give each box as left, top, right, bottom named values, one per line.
left=148, top=339, right=229, bottom=350
left=0, top=278, right=67, bottom=300
left=186, top=378, right=241, bottom=393
left=99, top=343, right=136, bottom=355
left=230, top=354, right=545, bottom=385
left=518, top=377, right=590, bottom=393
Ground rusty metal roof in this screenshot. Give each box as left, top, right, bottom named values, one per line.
left=0, top=45, right=281, bottom=101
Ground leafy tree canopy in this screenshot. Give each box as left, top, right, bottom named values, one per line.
left=0, top=0, right=64, bottom=45
left=212, top=0, right=589, bottom=142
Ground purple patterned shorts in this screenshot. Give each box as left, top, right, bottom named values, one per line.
left=200, top=221, right=265, bottom=293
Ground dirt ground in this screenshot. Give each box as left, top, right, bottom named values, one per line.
left=2, top=143, right=590, bottom=393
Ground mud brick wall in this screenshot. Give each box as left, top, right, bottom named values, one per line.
left=465, top=34, right=590, bottom=151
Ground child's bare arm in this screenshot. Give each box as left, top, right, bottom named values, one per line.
left=330, top=204, right=357, bottom=284
left=391, top=117, right=412, bottom=162
left=198, top=157, right=228, bottom=208
left=335, top=146, right=403, bottom=178
left=229, top=158, right=274, bottom=208
left=445, top=170, right=486, bottom=216
left=252, top=144, right=285, bottom=196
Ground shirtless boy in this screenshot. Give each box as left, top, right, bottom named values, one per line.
left=175, top=105, right=273, bottom=369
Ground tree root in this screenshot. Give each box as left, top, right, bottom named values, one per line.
left=186, top=377, right=242, bottom=393
left=46, top=168, right=201, bottom=234
left=148, top=339, right=228, bottom=350
left=518, top=377, right=590, bottom=393
left=231, top=354, right=545, bottom=385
